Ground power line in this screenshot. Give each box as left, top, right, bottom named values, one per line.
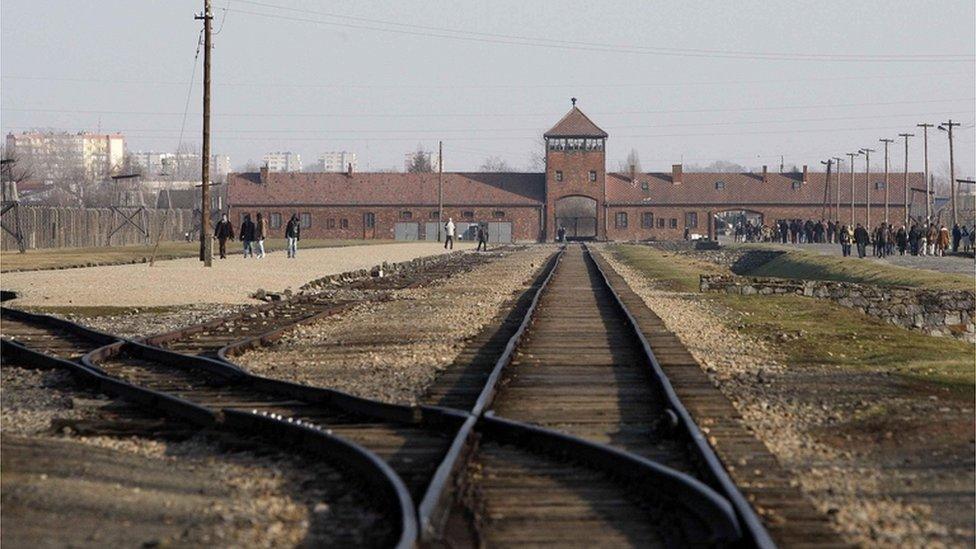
left=226, top=0, right=974, bottom=63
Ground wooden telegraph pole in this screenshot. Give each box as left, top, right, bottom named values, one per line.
left=917, top=123, right=934, bottom=224
left=879, top=138, right=894, bottom=223
left=437, top=141, right=443, bottom=241
left=898, top=133, right=913, bottom=226
left=195, top=0, right=213, bottom=266
left=820, top=159, right=833, bottom=220
left=833, top=157, right=843, bottom=221
left=859, top=148, right=875, bottom=228
left=847, top=152, right=858, bottom=225
left=939, top=119, right=960, bottom=227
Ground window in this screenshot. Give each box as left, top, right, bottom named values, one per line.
left=585, top=138, right=605, bottom=151
left=615, top=212, right=628, bottom=229
left=270, top=213, right=282, bottom=229
left=715, top=181, right=726, bottom=190
left=547, top=138, right=567, bottom=151
left=555, top=171, right=563, bottom=182
left=792, top=181, right=802, bottom=190
left=462, top=211, right=474, bottom=219
left=642, top=212, right=654, bottom=229
left=493, top=210, right=505, bottom=219
left=875, top=181, right=885, bottom=190
left=685, top=212, right=698, bottom=228
left=656, top=217, right=665, bottom=228
left=669, top=218, right=678, bottom=229
left=364, top=213, right=375, bottom=228
left=340, top=218, right=349, bottom=229
left=429, top=211, right=440, bottom=219
left=641, top=181, right=649, bottom=191
left=300, top=213, right=311, bottom=228
left=589, top=170, right=597, bottom=182
left=567, top=138, right=584, bottom=150
left=400, top=210, right=413, bottom=220
left=327, top=218, right=336, bottom=229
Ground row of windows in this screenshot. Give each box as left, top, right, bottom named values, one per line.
left=239, top=211, right=507, bottom=229
left=554, top=170, right=598, bottom=182
left=401, top=210, right=506, bottom=220
left=547, top=138, right=605, bottom=151
left=614, top=212, right=697, bottom=229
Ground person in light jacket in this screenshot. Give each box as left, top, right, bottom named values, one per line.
left=255, top=212, right=268, bottom=258
left=444, top=217, right=455, bottom=250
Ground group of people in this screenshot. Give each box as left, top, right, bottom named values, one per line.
left=442, top=217, right=490, bottom=251
left=731, top=219, right=841, bottom=244
left=212, top=213, right=302, bottom=259
left=837, top=222, right=974, bottom=258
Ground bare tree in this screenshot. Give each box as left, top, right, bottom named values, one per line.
left=480, top=156, right=513, bottom=172
left=685, top=160, right=751, bottom=173
left=407, top=144, right=433, bottom=173
left=616, top=149, right=642, bottom=174
left=527, top=137, right=546, bottom=171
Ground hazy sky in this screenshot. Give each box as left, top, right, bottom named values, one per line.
left=2, top=1, right=974, bottom=176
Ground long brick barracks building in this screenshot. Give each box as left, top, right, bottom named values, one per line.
left=228, top=105, right=924, bottom=242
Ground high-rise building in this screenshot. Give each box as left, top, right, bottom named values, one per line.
left=130, top=152, right=231, bottom=182
left=263, top=152, right=302, bottom=172
left=5, top=131, right=125, bottom=183
left=317, top=151, right=357, bottom=173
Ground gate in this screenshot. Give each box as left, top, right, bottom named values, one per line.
left=425, top=222, right=439, bottom=241
left=487, top=222, right=513, bottom=243
left=555, top=216, right=597, bottom=240
left=554, top=196, right=598, bottom=240
left=394, top=222, right=419, bottom=241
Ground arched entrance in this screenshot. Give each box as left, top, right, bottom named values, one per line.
left=555, top=196, right=598, bottom=240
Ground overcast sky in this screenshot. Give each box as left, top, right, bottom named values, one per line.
left=2, top=1, right=974, bottom=176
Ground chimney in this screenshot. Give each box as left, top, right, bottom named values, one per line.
left=672, top=163, right=683, bottom=185
left=259, top=164, right=269, bottom=185
left=629, top=162, right=637, bottom=183
left=762, top=165, right=768, bottom=184
left=802, top=165, right=808, bottom=184
left=347, top=162, right=354, bottom=177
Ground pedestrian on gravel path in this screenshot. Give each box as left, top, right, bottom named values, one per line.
left=839, top=224, right=852, bottom=257
left=895, top=225, right=907, bottom=255
left=240, top=214, right=256, bottom=258
left=285, top=214, right=300, bottom=258
left=213, top=213, right=235, bottom=259
left=444, top=217, right=455, bottom=250
left=926, top=224, right=938, bottom=256
left=476, top=224, right=488, bottom=252
left=908, top=224, right=920, bottom=256
left=854, top=223, right=870, bottom=258
left=936, top=225, right=950, bottom=256
left=255, top=213, right=268, bottom=258
left=967, top=226, right=974, bottom=253
left=951, top=224, right=962, bottom=253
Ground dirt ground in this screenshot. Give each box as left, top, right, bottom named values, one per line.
left=1, top=241, right=474, bottom=307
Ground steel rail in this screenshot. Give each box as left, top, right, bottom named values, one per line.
left=587, top=245, right=777, bottom=549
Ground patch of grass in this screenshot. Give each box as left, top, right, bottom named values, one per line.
left=612, top=243, right=976, bottom=395
left=744, top=249, right=973, bottom=291
left=0, top=239, right=391, bottom=272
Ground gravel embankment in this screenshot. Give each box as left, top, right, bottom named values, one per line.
left=236, top=246, right=557, bottom=405
left=598, top=246, right=972, bottom=547
left=1, top=365, right=388, bottom=547
left=2, top=242, right=475, bottom=307
left=32, top=304, right=248, bottom=340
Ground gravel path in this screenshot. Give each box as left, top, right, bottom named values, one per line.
left=236, top=246, right=557, bottom=405
left=2, top=242, right=475, bottom=307
left=599, top=245, right=974, bottom=547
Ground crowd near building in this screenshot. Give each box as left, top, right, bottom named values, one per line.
left=228, top=104, right=930, bottom=243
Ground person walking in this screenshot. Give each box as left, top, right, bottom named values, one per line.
left=285, top=214, right=300, bottom=258
left=213, top=213, right=235, bottom=259
left=967, top=225, right=975, bottom=254
left=873, top=224, right=885, bottom=258
left=854, top=223, right=870, bottom=258
left=254, top=212, right=268, bottom=258
left=240, top=214, right=256, bottom=258
left=444, top=217, right=455, bottom=250
left=557, top=226, right=566, bottom=242
left=960, top=225, right=971, bottom=253
left=895, top=225, right=907, bottom=255
left=476, top=223, right=488, bottom=251
left=926, top=224, right=938, bottom=256
left=908, top=224, right=920, bottom=256
left=839, top=224, right=852, bottom=257
left=936, top=224, right=950, bottom=256
left=951, top=224, right=962, bottom=253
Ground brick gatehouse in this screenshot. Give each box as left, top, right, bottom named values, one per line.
left=227, top=104, right=924, bottom=242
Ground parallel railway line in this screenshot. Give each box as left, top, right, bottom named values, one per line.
left=0, top=244, right=841, bottom=547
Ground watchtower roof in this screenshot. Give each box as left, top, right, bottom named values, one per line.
left=544, top=106, right=608, bottom=138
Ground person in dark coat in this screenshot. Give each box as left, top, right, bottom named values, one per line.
left=285, top=214, right=301, bottom=258
left=839, top=224, right=852, bottom=257
left=951, top=224, right=962, bottom=253
left=874, top=224, right=888, bottom=258
left=854, top=223, right=870, bottom=258
left=908, top=224, right=920, bottom=255
left=239, top=214, right=256, bottom=258
left=557, top=226, right=566, bottom=242
left=213, top=213, right=235, bottom=259
left=476, top=224, right=488, bottom=251
left=895, top=226, right=908, bottom=255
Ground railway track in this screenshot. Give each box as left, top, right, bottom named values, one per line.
left=0, top=244, right=829, bottom=547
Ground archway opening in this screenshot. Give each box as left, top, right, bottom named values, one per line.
left=555, top=196, right=598, bottom=240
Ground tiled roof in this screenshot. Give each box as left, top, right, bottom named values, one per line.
left=606, top=171, right=925, bottom=206
left=544, top=107, right=608, bottom=138
left=228, top=172, right=545, bottom=206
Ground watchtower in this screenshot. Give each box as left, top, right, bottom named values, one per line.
left=544, top=99, right=608, bottom=241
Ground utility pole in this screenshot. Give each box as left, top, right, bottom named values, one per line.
left=779, top=155, right=784, bottom=174
left=898, top=133, right=913, bottom=226
left=917, top=123, right=934, bottom=225
left=833, top=157, right=843, bottom=221
left=859, top=148, right=875, bottom=227
left=847, top=152, right=859, bottom=225
left=437, top=140, right=443, bottom=241
left=820, top=159, right=833, bottom=220
left=880, top=138, right=894, bottom=223
left=195, top=0, right=213, bottom=266
left=939, top=119, right=960, bottom=227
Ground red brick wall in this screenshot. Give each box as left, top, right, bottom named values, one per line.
left=228, top=205, right=543, bottom=241
left=545, top=147, right=606, bottom=240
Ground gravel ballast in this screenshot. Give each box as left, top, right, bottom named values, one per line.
left=235, top=246, right=557, bottom=405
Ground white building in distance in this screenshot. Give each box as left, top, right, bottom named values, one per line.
left=5, top=131, right=125, bottom=183
left=130, top=152, right=231, bottom=182
left=317, top=151, right=357, bottom=173
left=264, top=151, right=302, bottom=172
